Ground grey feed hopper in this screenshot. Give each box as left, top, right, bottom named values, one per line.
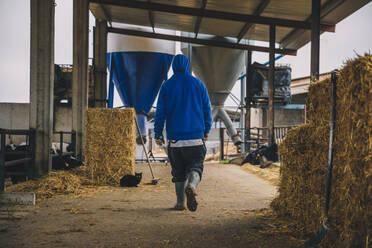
left=182, top=38, right=244, bottom=145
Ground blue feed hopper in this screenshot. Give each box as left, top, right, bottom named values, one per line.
left=107, top=51, right=173, bottom=140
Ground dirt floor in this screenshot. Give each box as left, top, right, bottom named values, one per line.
left=0, top=163, right=302, bottom=248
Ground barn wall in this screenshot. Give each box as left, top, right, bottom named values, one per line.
left=53, top=104, right=73, bottom=143
left=0, top=103, right=29, bottom=144
left=274, top=109, right=304, bottom=126
left=252, top=107, right=304, bottom=128
left=0, top=103, right=73, bottom=145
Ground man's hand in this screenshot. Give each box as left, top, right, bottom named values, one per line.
left=204, top=132, right=209, bottom=141
left=155, top=138, right=164, bottom=146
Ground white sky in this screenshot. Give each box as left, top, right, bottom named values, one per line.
left=0, top=0, right=371, bottom=107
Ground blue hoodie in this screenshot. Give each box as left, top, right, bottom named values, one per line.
left=154, top=54, right=212, bottom=141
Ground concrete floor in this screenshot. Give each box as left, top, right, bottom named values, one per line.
left=0, top=163, right=301, bottom=248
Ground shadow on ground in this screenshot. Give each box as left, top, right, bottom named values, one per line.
left=0, top=163, right=302, bottom=248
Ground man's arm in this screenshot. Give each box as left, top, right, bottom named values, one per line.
left=202, top=84, right=212, bottom=137
left=154, top=84, right=166, bottom=142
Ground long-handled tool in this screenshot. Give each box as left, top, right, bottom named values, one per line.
left=134, top=114, right=159, bottom=185
left=301, top=70, right=338, bottom=248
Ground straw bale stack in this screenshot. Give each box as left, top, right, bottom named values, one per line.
left=84, top=108, right=136, bottom=185
left=272, top=54, right=372, bottom=247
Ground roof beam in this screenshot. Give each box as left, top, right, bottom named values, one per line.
left=108, top=27, right=297, bottom=55
left=280, top=0, right=340, bottom=47
left=236, top=0, right=271, bottom=43
left=194, top=0, right=207, bottom=38
left=147, top=0, right=155, bottom=33
left=97, top=4, right=112, bottom=26
left=90, top=0, right=335, bottom=31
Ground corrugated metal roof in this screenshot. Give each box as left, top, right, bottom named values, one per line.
left=90, top=0, right=370, bottom=50
left=199, top=17, right=243, bottom=38
left=206, top=0, right=262, bottom=14
left=153, top=12, right=195, bottom=33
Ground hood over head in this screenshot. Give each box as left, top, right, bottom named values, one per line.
left=172, top=54, right=190, bottom=73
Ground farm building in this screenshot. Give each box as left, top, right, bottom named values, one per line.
left=0, top=0, right=371, bottom=247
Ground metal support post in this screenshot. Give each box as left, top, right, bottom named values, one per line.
left=28, top=129, right=36, bottom=179
left=240, top=77, right=245, bottom=153
left=93, top=19, right=108, bottom=107
left=187, top=43, right=192, bottom=73
left=30, top=0, right=55, bottom=176
left=268, top=24, right=276, bottom=146
left=0, top=131, right=5, bottom=191
left=59, top=131, right=64, bottom=155
left=245, top=50, right=252, bottom=152
left=219, top=128, right=224, bottom=160
left=71, top=131, right=77, bottom=157
left=311, top=0, right=320, bottom=81
left=72, top=0, right=89, bottom=160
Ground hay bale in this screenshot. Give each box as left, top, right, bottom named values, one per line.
left=272, top=54, right=372, bottom=247
left=84, top=108, right=136, bottom=185
left=5, top=108, right=136, bottom=201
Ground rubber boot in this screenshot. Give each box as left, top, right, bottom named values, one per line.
left=185, top=171, right=200, bottom=212
left=174, top=182, right=186, bottom=210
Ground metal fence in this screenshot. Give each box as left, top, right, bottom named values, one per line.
left=0, top=128, right=35, bottom=191
left=0, top=129, right=76, bottom=191
left=239, top=125, right=296, bottom=152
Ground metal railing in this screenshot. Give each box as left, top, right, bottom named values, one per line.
left=0, top=130, right=76, bottom=191
left=238, top=125, right=296, bottom=152
left=274, top=126, right=293, bottom=144
left=53, top=131, right=76, bottom=156
left=0, top=128, right=35, bottom=191
left=215, top=125, right=295, bottom=160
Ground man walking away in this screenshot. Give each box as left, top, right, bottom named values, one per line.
left=154, top=54, right=212, bottom=212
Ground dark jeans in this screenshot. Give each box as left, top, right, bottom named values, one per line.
left=167, top=145, right=206, bottom=183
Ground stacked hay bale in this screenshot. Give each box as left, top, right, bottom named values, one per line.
left=271, top=55, right=372, bottom=247
left=84, top=108, right=136, bottom=185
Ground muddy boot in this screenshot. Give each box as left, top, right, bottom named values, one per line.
left=174, top=182, right=186, bottom=210
left=185, top=171, right=200, bottom=212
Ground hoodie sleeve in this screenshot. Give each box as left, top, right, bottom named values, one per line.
left=154, top=83, right=166, bottom=139
left=201, top=82, right=212, bottom=134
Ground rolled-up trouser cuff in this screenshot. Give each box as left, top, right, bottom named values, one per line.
left=168, top=145, right=206, bottom=183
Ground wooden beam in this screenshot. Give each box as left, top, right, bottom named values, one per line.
left=236, top=0, right=271, bottom=43
left=90, top=0, right=335, bottom=31
left=108, top=27, right=297, bottom=55
left=194, top=0, right=207, bottom=38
